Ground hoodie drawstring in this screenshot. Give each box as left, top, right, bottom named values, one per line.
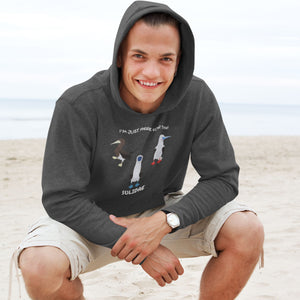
left=259, top=247, right=264, bottom=269
left=8, top=249, right=22, bottom=300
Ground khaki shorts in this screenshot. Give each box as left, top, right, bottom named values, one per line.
left=16, top=194, right=255, bottom=280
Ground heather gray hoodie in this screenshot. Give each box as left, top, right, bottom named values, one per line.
left=42, top=1, right=239, bottom=248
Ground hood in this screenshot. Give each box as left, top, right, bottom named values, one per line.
left=110, top=0, right=195, bottom=114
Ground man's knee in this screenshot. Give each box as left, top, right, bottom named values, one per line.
left=19, top=246, right=71, bottom=291
left=215, top=211, right=264, bottom=259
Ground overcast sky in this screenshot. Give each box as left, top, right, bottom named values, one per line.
left=1, top=0, right=300, bottom=104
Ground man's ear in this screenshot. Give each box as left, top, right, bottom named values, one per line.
left=117, top=46, right=123, bottom=68
left=174, top=51, right=181, bottom=76
left=117, top=54, right=122, bottom=68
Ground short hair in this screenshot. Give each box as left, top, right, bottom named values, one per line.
left=117, top=12, right=180, bottom=63
left=140, top=12, right=179, bottom=29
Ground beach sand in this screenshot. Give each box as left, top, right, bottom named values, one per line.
left=1, top=136, right=300, bottom=299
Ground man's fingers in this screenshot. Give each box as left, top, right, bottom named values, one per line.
left=111, top=231, right=134, bottom=257
left=111, top=237, right=126, bottom=257
left=131, top=252, right=147, bottom=265
left=140, top=245, right=184, bottom=287
left=162, top=272, right=173, bottom=284
left=124, top=250, right=140, bottom=263
left=162, top=261, right=182, bottom=282
left=154, top=272, right=173, bottom=286
left=154, top=274, right=166, bottom=287
left=115, top=245, right=132, bottom=259
left=169, top=269, right=179, bottom=281
left=175, top=261, right=184, bottom=275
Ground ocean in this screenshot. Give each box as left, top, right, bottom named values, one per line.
left=0, top=98, right=299, bottom=139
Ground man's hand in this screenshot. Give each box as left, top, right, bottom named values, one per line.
left=141, top=244, right=184, bottom=287
left=110, top=211, right=171, bottom=264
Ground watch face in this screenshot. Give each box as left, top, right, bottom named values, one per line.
left=168, top=213, right=180, bottom=228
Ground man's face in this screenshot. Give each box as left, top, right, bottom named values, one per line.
left=118, top=20, right=181, bottom=114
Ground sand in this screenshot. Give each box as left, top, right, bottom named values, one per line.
left=1, top=136, right=300, bottom=299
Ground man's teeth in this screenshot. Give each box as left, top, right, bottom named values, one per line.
left=139, top=80, right=158, bottom=87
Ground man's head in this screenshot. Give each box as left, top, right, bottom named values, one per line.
left=117, top=13, right=181, bottom=114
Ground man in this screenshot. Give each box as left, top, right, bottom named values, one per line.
left=17, top=1, right=264, bottom=299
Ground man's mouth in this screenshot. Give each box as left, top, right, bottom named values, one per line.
left=137, top=80, right=161, bottom=87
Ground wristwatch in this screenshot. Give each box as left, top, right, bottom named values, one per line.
left=162, top=210, right=180, bottom=233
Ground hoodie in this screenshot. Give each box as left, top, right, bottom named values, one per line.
left=42, top=1, right=239, bottom=248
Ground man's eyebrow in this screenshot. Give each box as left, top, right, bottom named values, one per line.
left=130, top=49, right=147, bottom=55
left=130, top=49, right=177, bottom=57
left=161, top=52, right=176, bottom=57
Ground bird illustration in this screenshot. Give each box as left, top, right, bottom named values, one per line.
left=111, top=138, right=129, bottom=167
left=129, top=155, right=143, bottom=189
left=152, top=134, right=171, bottom=165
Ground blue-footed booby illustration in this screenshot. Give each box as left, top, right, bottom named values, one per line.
left=151, top=134, right=171, bottom=165
left=129, top=155, right=143, bottom=189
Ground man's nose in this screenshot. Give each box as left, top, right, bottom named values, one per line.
left=142, top=60, right=160, bottom=78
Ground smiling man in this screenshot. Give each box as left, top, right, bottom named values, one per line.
left=117, top=17, right=181, bottom=114
left=16, top=1, right=264, bottom=299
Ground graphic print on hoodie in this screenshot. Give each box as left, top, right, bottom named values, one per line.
left=109, top=122, right=172, bottom=196
left=111, top=138, right=128, bottom=167
left=42, top=1, right=239, bottom=248
left=152, top=134, right=171, bottom=165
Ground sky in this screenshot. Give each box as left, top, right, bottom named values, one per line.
left=1, top=0, right=300, bottom=105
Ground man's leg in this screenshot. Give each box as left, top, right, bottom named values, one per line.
left=19, top=246, right=84, bottom=300
left=199, top=211, right=264, bottom=300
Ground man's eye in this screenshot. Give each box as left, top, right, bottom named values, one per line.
left=134, top=54, right=143, bottom=59
left=162, top=57, right=172, bottom=62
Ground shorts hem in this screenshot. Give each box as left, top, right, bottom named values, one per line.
left=208, top=204, right=256, bottom=257
left=16, top=241, right=78, bottom=280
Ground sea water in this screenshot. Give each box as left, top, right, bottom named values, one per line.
left=219, top=102, right=300, bottom=136
left=0, top=98, right=299, bottom=139
left=0, top=98, right=55, bottom=140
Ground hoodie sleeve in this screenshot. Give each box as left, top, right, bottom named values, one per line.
left=42, top=98, right=125, bottom=248
left=164, top=81, right=239, bottom=228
